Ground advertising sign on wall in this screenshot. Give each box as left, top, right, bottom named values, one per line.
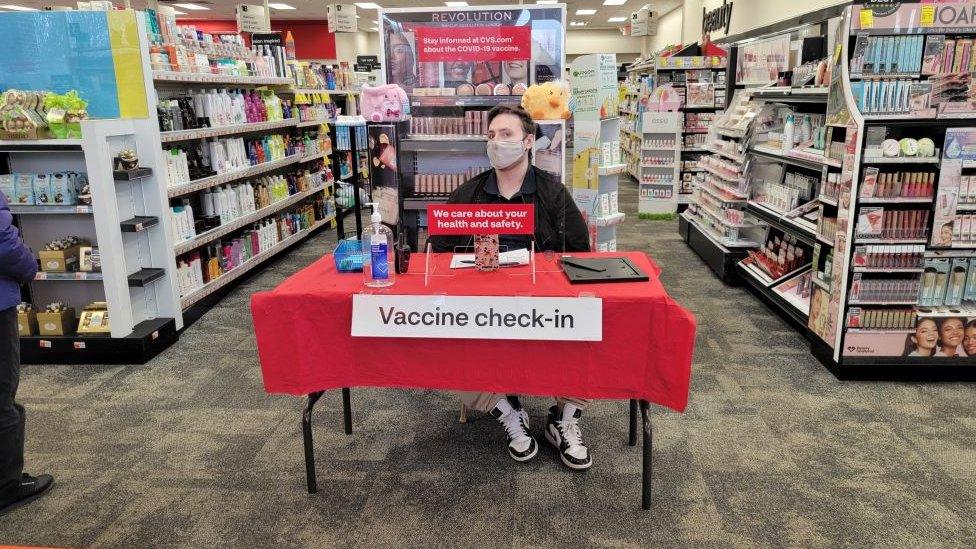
left=368, top=124, right=401, bottom=227
left=379, top=6, right=565, bottom=94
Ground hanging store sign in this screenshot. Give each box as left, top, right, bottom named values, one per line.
left=327, top=4, right=358, bottom=33
left=702, top=0, right=732, bottom=36
left=251, top=32, right=283, bottom=47
left=236, top=4, right=270, bottom=34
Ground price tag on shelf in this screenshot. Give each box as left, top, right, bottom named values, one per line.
left=35, top=272, right=47, bottom=280
left=75, top=272, right=85, bottom=280
left=73, top=341, right=86, bottom=349
left=675, top=58, right=685, bottom=68
left=920, top=5, right=935, bottom=26
left=75, top=205, right=89, bottom=213
left=39, top=340, right=51, bottom=348
left=859, top=8, right=874, bottom=29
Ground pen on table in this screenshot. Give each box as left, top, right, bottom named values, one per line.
left=460, top=260, right=521, bottom=266
left=560, top=259, right=607, bottom=273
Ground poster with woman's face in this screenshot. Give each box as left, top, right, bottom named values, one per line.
left=905, top=316, right=976, bottom=358
left=368, top=124, right=400, bottom=226
left=387, top=31, right=418, bottom=92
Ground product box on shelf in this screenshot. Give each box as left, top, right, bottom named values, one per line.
left=17, top=310, right=37, bottom=337
left=38, top=244, right=83, bottom=272
left=36, top=308, right=76, bottom=337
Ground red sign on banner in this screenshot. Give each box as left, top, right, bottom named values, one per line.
left=414, top=26, right=531, bottom=62
left=427, top=204, right=535, bottom=235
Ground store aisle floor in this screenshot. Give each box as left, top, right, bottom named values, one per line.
left=2, top=178, right=976, bottom=548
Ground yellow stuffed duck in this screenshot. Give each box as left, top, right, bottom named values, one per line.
left=520, top=81, right=572, bottom=120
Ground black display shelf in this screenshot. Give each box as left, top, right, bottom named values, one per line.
left=120, top=216, right=159, bottom=232
left=682, top=215, right=747, bottom=284
left=20, top=317, right=178, bottom=365
left=113, top=167, right=153, bottom=181
left=127, top=268, right=166, bottom=287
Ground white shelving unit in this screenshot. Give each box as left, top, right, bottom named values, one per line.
left=636, top=111, right=681, bottom=216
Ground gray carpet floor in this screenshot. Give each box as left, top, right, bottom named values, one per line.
left=2, top=178, right=976, bottom=548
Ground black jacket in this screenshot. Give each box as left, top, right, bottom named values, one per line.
left=430, top=166, right=590, bottom=253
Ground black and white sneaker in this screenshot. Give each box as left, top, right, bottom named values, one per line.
left=489, top=396, right=538, bottom=462
left=545, top=404, right=592, bottom=470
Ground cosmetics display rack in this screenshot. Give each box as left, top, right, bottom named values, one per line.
left=635, top=112, right=682, bottom=216
left=810, top=3, right=976, bottom=378
left=5, top=119, right=182, bottom=364
left=679, top=91, right=764, bottom=282
left=656, top=55, right=728, bottom=207
left=731, top=82, right=845, bottom=325
left=584, top=115, right=627, bottom=251
left=140, top=11, right=343, bottom=317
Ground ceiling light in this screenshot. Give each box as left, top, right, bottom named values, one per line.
left=172, top=3, right=210, bottom=10
left=603, top=0, right=627, bottom=5
left=445, top=1, right=468, bottom=5
left=570, top=21, right=586, bottom=26
left=0, top=4, right=38, bottom=10
left=536, top=0, right=558, bottom=3
left=575, top=9, right=596, bottom=15
left=268, top=3, right=296, bottom=9
left=355, top=2, right=381, bottom=9
left=608, top=16, right=627, bottom=22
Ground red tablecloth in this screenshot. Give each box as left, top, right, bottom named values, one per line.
left=251, top=252, right=696, bottom=412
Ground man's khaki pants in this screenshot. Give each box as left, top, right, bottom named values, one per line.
left=459, top=391, right=590, bottom=413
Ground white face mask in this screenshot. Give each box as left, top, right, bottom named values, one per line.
left=487, top=138, right=527, bottom=170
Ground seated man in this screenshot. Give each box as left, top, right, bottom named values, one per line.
left=430, top=105, right=593, bottom=470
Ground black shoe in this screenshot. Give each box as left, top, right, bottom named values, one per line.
left=0, top=473, right=54, bottom=516
left=545, top=404, right=592, bottom=470
left=489, top=396, right=538, bottom=462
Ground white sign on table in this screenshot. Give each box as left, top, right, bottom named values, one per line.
left=351, top=295, right=603, bottom=341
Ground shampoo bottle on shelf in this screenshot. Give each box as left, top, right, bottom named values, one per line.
left=361, top=202, right=395, bottom=288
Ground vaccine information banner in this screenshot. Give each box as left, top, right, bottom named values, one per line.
left=414, top=26, right=531, bottom=62
left=352, top=295, right=603, bottom=341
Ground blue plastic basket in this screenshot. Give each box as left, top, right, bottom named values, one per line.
left=334, top=238, right=364, bottom=272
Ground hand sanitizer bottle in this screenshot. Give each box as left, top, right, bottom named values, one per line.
left=362, top=202, right=395, bottom=287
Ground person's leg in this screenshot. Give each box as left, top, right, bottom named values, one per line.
left=0, top=307, right=24, bottom=498
left=0, top=306, right=52, bottom=515
left=546, top=396, right=592, bottom=470
left=456, top=392, right=537, bottom=462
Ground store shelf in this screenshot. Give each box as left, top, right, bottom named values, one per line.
left=750, top=144, right=840, bottom=170
left=180, top=216, right=332, bottom=309
left=409, top=95, right=523, bottom=107
left=120, top=216, right=159, bottom=233
left=845, top=328, right=915, bottom=334
left=862, top=154, right=940, bottom=164
left=152, top=71, right=292, bottom=86
left=160, top=119, right=298, bottom=143
left=0, top=139, right=83, bottom=152
left=682, top=128, right=709, bottom=134
left=174, top=185, right=327, bottom=254
left=701, top=165, right=745, bottom=185
left=299, top=151, right=331, bottom=163
left=9, top=204, right=92, bottom=214
left=680, top=212, right=758, bottom=248
left=598, top=164, right=627, bottom=176
left=816, top=234, right=834, bottom=246
left=400, top=138, right=489, bottom=153
left=746, top=201, right=817, bottom=245
left=34, top=271, right=102, bottom=281
left=855, top=237, right=928, bottom=244
left=812, top=277, right=831, bottom=291
left=166, top=154, right=302, bottom=198
left=641, top=163, right=676, bottom=169
left=858, top=196, right=934, bottom=204
left=819, top=195, right=838, bottom=207
left=852, top=267, right=924, bottom=273
left=683, top=147, right=709, bottom=153
left=127, top=268, right=166, bottom=287
left=590, top=212, right=626, bottom=227
left=956, top=204, right=976, bottom=211
left=702, top=175, right=749, bottom=199
left=751, top=86, right=829, bottom=103
left=296, top=118, right=335, bottom=128
left=715, top=127, right=747, bottom=139
left=850, top=72, right=921, bottom=80
left=704, top=145, right=745, bottom=163
left=289, top=88, right=359, bottom=95
left=695, top=202, right=758, bottom=229
left=404, top=196, right=449, bottom=210
left=20, top=317, right=177, bottom=365
left=114, top=168, right=153, bottom=181
left=848, top=299, right=918, bottom=306
left=697, top=181, right=747, bottom=204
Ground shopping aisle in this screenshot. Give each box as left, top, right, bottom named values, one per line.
left=3, top=183, right=975, bottom=548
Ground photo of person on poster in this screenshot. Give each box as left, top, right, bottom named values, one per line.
left=936, top=317, right=967, bottom=357
left=503, top=60, right=530, bottom=87
left=964, top=319, right=976, bottom=356
left=388, top=30, right=419, bottom=91
left=904, top=318, right=939, bottom=357
left=369, top=127, right=400, bottom=226
left=444, top=61, right=475, bottom=89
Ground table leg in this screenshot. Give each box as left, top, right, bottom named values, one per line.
left=342, top=388, right=353, bottom=435
left=303, top=391, right=324, bottom=494
left=628, top=399, right=638, bottom=447
left=640, top=399, right=652, bottom=510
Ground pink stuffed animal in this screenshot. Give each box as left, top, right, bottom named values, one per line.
left=360, top=83, right=408, bottom=122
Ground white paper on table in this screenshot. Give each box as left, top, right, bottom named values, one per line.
left=449, top=248, right=531, bottom=269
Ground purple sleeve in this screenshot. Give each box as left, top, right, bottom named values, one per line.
left=0, top=194, right=38, bottom=283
